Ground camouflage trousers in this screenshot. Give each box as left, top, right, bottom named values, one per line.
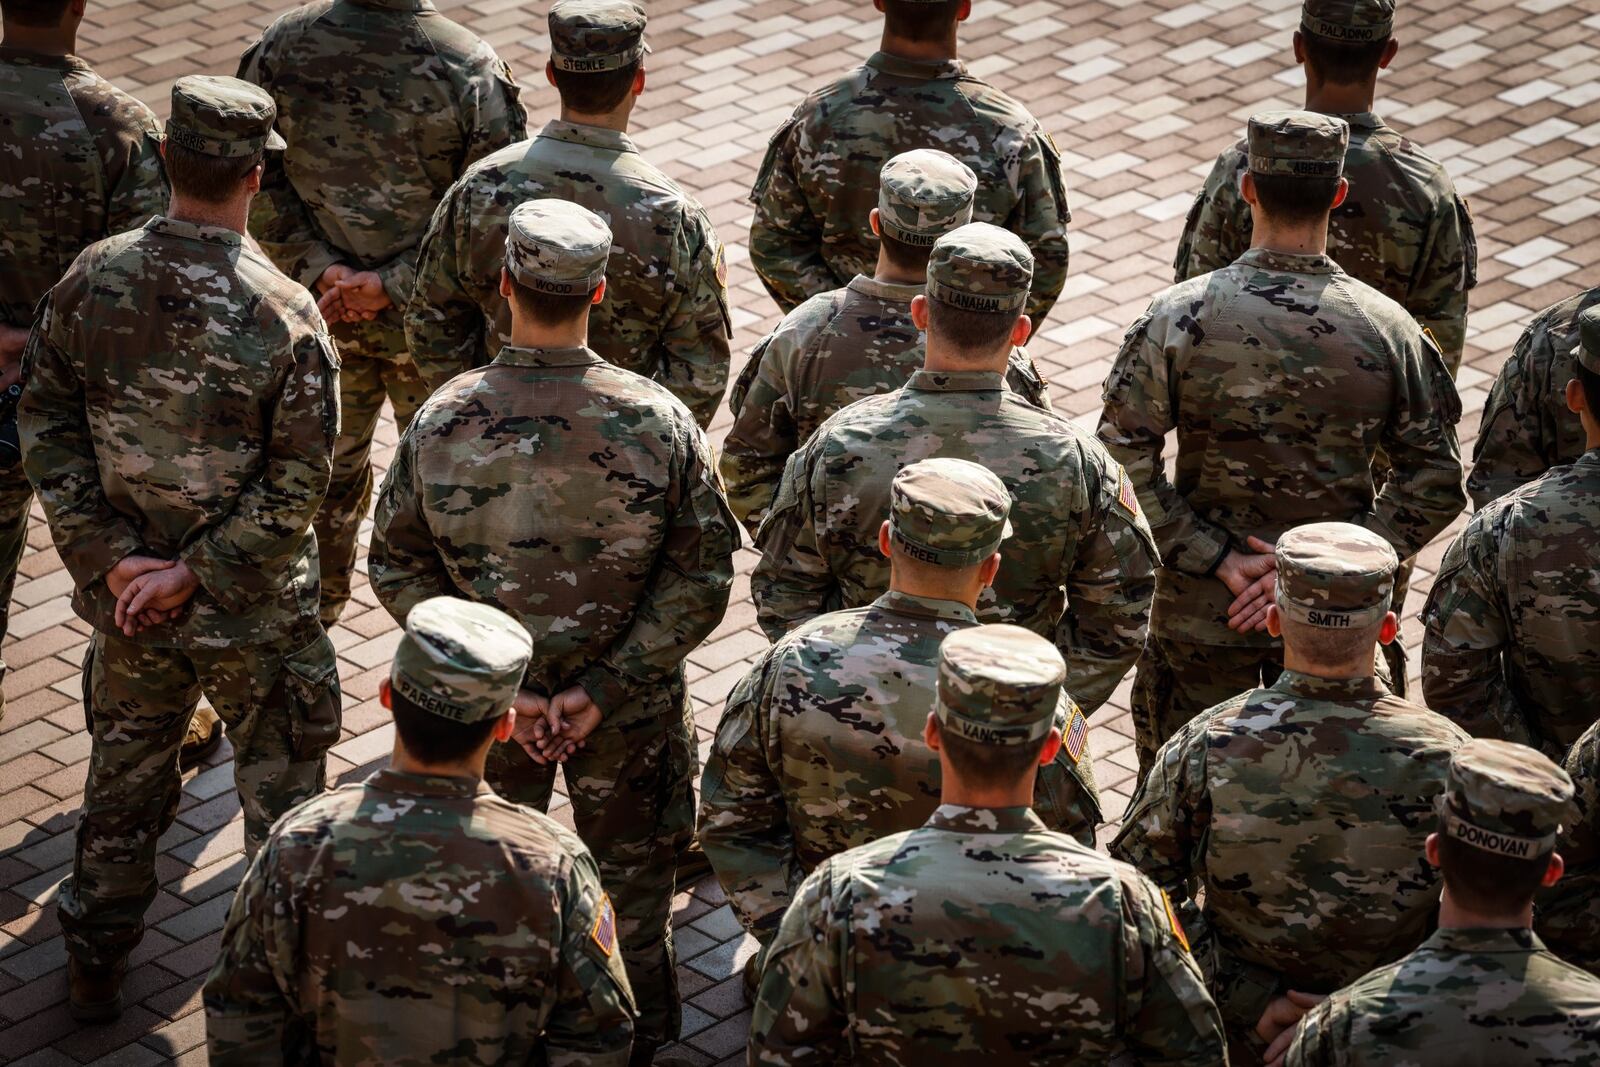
left=486, top=690, right=696, bottom=1048
left=316, top=321, right=427, bottom=628
left=58, top=624, right=342, bottom=968
left=1131, top=636, right=1284, bottom=775
left=0, top=459, right=33, bottom=724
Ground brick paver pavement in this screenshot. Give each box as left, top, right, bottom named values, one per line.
left=4, top=0, right=1600, bottom=1061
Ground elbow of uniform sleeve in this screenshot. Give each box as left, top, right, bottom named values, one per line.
left=294, top=247, right=342, bottom=294
left=59, top=525, right=148, bottom=592
left=177, top=534, right=258, bottom=614
left=376, top=255, right=418, bottom=310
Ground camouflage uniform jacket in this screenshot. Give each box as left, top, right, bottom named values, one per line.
left=237, top=0, right=526, bottom=309
left=0, top=46, right=166, bottom=330
left=1098, top=248, right=1465, bottom=649
left=405, top=120, right=731, bottom=425
left=367, top=344, right=737, bottom=723
left=1421, top=449, right=1600, bottom=758
left=1173, top=113, right=1477, bottom=369
left=699, top=590, right=1102, bottom=938
left=1469, top=284, right=1599, bottom=508
left=1111, top=670, right=1469, bottom=1033
left=1286, top=928, right=1600, bottom=1067
left=749, top=51, right=1070, bottom=330
left=752, top=369, right=1158, bottom=713
left=721, top=273, right=1053, bottom=532
left=1539, top=717, right=1600, bottom=976
left=749, top=804, right=1228, bottom=1065
left=203, top=769, right=637, bottom=1066
left=18, top=217, right=337, bottom=648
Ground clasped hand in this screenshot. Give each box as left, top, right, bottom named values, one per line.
left=315, top=264, right=392, bottom=324
left=511, top=686, right=602, bottom=765
left=1217, top=535, right=1278, bottom=633
left=108, top=556, right=200, bottom=637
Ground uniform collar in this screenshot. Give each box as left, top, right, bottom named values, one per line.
left=146, top=216, right=244, bottom=249
left=537, top=119, right=638, bottom=155
left=1235, top=247, right=1339, bottom=274
left=866, top=50, right=966, bottom=80
left=905, top=368, right=1006, bottom=393
left=345, top=0, right=437, bottom=9
left=872, top=590, right=978, bottom=623
left=367, top=768, right=494, bottom=799
left=1576, top=447, right=1600, bottom=468
left=1423, top=927, right=1544, bottom=955
left=1269, top=668, right=1389, bottom=702
left=927, top=804, right=1045, bottom=833
left=847, top=274, right=924, bottom=303
left=1330, top=111, right=1384, bottom=131
left=0, top=46, right=91, bottom=71
left=492, top=344, right=604, bottom=369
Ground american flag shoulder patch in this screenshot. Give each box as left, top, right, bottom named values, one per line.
left=1117, top=469, right=1140, bottom=518
left=1161, top=889, right=1191, bottom=953
left=1063, top=701, right=1088, bottom=764
left=591, top=893, right=617, bottom=958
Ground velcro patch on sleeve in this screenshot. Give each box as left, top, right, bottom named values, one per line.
left=1117, top=468, right=1141, bottom=519
left=1064, top=701, right=1088, bottom=764
left=1161, top=889, right=1191, bottom=953
left=591, top=893, right=617, bottom=958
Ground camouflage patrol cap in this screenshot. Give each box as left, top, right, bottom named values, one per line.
left=166, top=76, right=286, bottom=158
left=935, top=625, right=1064, bottom=747
left=1578, top=305, right=1600, bottom=375
left=1301, top=0, right=1395, bottom=43
left=1247, top=110, right=1350, bottom=179
left=878, top=150, right=978, bottom=247
left=1274, top=522, right=1398, bottom=629
left=392, top=597, right=533, bottom=724
left=889, top=458, right=1013, bottom=568
left=1435, top=739, right=1576, bottom=860
left=549, top=0, right=650, bottom=73
left=927, top=222, right=1033, bottom=314
left=505, top=199, right=612, bottom=295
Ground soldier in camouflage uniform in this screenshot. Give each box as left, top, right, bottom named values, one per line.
left=1421, top=306, right=1600, bottom=759
left=1283, top=740, right=1600, bottom=1066
left=723, top=149, right=1053, bottom=533
left=1099, top=111, right=1465, bottom=772
left=237, top=0, right=526, bottom=626
left=18, top=77, right=341, bottom=1021
left=701, top=459, right=1103, bottom=957
left=369, top=199, right=737, bottom=1063
left=1469, top=282, right=1600, bottom=508
left=749, top=0, right=1071, bottom=331
left=1113, top=523, right=1470, bottom=1065
left=749, top=624, right=1227, bottom=1065
left=206, top=598, right=637, bottom=1066
left=1540, top=718, right=1600, bottom=976
left=753, top=222, right=1157, bottom=715
left=405, top=0, right=730, bottom=426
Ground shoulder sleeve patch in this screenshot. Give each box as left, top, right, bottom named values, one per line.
left=1161, top=889, right=1191, bottom=953
left=715, top=242, right=728, bottom=292
left=590, top=892, right=617, bottom=958
left=1117, top=467, right=1141, bottom=519
left=1064, top=700, right=1088, bottom=764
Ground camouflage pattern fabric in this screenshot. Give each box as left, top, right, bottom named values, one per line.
left=237, top=0, right=525, bottom=624
left=748, top=804, right=1227, bottom=1065
left=699, top=591, right=1103, bottom=940
left=59, top=624, right=340, bottom=968
left=1469, top=284, right=1599, bottom=508
left=1172, top=113, right=1477, bottom=369
left=1540, top=717, right=1600, bottom=976
left=204, top=769, right=636, bottom=1066
left=1112, top=669, right=1468, bottom=1062
left=1421, top=450, right=1600, bottom=758
left=721, top=274, right=1053, bottom=531
left=748, top=52, right=1071, bottom=330
left=404, top=120, right=731, bottom=426
left=752, top=370, right=1157, bottom=714
left=1285, top=928, right=1600, bottom=1066
left=366, top=344, right=737, bottom=1044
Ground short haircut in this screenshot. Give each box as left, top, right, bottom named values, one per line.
left=878, top=231, right=934, bottom=276
left=551, top=61, right=640, bottom=114
left=1301, top=31, right=1391, bottom=85
left=888, top=542, right=985, bottom=589
left=1579, top=364, right=1600, bottom=422
left=164, top=143, right=263, bottom=204
left=926, top=299, right=1020, bottom=355
left=1280, top=616, right=1384, bottom=671
left=938, top=725, right=1046, bottom=791
left=0, top=0, right=71, bottom=27
left=507, top=274, right=598, bottom=327
left=1250, top=172, right=1343, bottom=226
left=882, top=0, right=963, bottom=40
left=390, top=688, right=501, bottom=764
left=1437, top=826, right=1552, bottom=914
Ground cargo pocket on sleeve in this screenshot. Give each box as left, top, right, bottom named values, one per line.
left=281, top=629, right=341, bottom=760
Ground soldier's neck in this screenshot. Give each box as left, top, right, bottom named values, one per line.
left=167, top=193, right=249, bottom=236
left=1438, top=886, right=1533, bottom=932
left=390, top=739, right=487, bottom=782
left=938, top=767, right=1037, bottom=810
left=559, top=105, right=631, bottom=134
left=879, top=31, right=958, bottom=63
left=1281, top=644, right=1374, bottom=679
left=508, top=314, right=588, bottom=350
left=1, top=21, right=77, bottom=55
left=1247, top=213, right=1330, bottom=257
left=1303, top=78, right=1377, bottom=117
left=922, top=343, right=1007, bottom=375
left=873, top=249, right=925, bottom=286
left=887, top=574, right=979, bottom=610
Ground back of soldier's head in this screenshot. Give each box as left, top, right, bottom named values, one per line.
left=876, top=149, right=977, bottom=275
left=924, top=222, right=1032, bottom=357
left=1299, top=0, right=1395, bottom=85
left=0, top=0, right=74, bottom=28
left=887, top=457, right=1011, bottom=589
left=879, top=0, right=967, bottom=42
left=502, top=198, right=612, bottom=326
left=1577, top=307, right=1600, bottom=419
left=1434, top=739, right=1574, bottom=915
left=1245, top=109, right=1350, bottom=226
left=934, top=624, right=1063, bottom=788
left=547, top=0, right=648, bottom=114
left=162, top=76, right=284, bottom=204
left=1273, top=522, right=1396, bottom=668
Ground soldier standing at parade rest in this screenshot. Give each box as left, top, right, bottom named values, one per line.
left=369, top=199, right=736, bottom=1065
left=1278, top=740, right=1600, bottom=1066
left=405, top=0, right=730, bottom=427
left=1114, top=523, right=1470, bottom=1065
left=237, top=0, right=526, bottom=626
left=753, top=222, right=1157, bottom=715
left=1099, top=109, right=1465, bottom=772
left=749, top=0, right=1071, bottom=332
left=748, top=624, right=1227, bottom=1065
left=1539, top=718, right=1600, bottom=977
left=20, top=76, right=341, bottom=1022
left=205, top=598, right=636, bottom=1066
left=723, top=149, right=1052, bottom=533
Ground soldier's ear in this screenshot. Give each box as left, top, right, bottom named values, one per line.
left=1331, top=177, right=1350, bottom=210
left=499, top=268, right=513, bottom=300
left=1265, top=603, right=1283, bottom=639
left=1036, top=728, right=1062, bottom=767
left=868, top=209, right=882, bottom=238
left=979, top=552, right=1000, bottom=589
left=1378, top=611, right=1399, bottom=646
left=910, top=294, right=931, bottom=331
left=1239, top=170, right=1257, bottom=206
left=545, top=61, right=557, bottom=89
left=378, top=677, right=393, bottom=710
left=924, top=713, right=941, bottom=750
left=1565, top=378, right=1587, bottom=416
left=1379, top=38, right=1399, bottom=70
left=878, top=521, right=892, bottom=558
left=1009, top=314, right=1031, bottom=348
left=1291, top=31, right=1306, bottom=66
left=1424, top=833, right=1442, bottom=869
left=632, top=66, right=646, bottom=97
left=1542, top=852, right=1565, bottom=888
left=491, top=708, right=517, bottom=744
left=956, top=0, right=973, bottom=22
left=591, top=279, right=607, bottom=306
